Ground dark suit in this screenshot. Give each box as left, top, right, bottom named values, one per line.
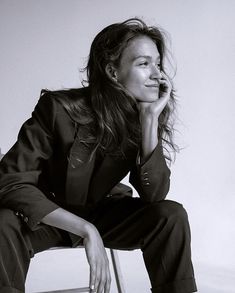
left=0, top=88, right=170, bottom=230
left=0, top=89, right=196, bottom=293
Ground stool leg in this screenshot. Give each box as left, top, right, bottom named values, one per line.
left=110, top=249, right=126, bottom=293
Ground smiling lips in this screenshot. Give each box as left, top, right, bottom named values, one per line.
left=145, top=84, right=159, bottom=88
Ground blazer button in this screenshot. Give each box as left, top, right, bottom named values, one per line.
left=50, top=192, right=56, bottom=197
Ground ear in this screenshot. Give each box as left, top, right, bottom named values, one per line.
left=105, top=63, right=118, bottom=81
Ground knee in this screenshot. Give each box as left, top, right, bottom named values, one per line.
left=163, top=200, right=188, bottom=220
left=0, top=208, right=21, bottom=235
left=148, top=200, right=189, bottom=225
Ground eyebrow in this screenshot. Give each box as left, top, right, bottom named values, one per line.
left=132, top=55, right=161, bottom=62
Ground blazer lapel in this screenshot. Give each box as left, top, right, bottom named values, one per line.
left=66, top=123, right=138, bottom=206
left=66, top=126, right=96, bottom=206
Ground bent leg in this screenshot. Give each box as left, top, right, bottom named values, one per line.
left=90, top=196, right=197, bottom=293
left=0, top=208, right=71, bottom=293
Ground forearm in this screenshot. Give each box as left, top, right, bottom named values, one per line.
left=130, top=141, right=171, bottom=203
left=140, top=115, right=159, bottom=162
left=41, top=207, right=94, bottom=238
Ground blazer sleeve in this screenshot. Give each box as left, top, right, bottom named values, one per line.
left=0, top=93, right=60, bottom=230
left=129, top=141, right=171, bottom=202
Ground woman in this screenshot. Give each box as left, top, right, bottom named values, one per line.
left=0, top=18, right=197, bottom=293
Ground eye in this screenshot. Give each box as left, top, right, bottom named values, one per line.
left=138, top=61, right=149, bottom=67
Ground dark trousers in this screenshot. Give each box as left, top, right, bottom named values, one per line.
left=0, top=197, right=197, bottom=293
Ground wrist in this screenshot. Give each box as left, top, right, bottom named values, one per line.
left=83, top=222, right=97, bottom=239
left=141, top=115, right=159, bottom=133
left=140, top=111, right=159, bottom=124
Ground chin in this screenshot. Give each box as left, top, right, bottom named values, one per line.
left=139, top=96, right=159, bottom=102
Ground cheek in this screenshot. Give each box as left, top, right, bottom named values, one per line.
left=123, top=71, right=145, bottom=89
left=117, top=68, right=148, bottom=97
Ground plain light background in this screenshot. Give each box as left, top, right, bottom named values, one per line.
left=0, top=0, right=235, bottom=292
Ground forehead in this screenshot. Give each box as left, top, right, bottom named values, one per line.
left=121, top=35, right=160, bottom=61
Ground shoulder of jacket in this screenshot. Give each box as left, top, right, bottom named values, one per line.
left=38, top=87, right=92, bottom=126
left=40, top=87, right=90, bottom=101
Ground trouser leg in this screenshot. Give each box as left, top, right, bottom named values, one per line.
left=0, top=208, right=71, bottom=293
left=141, top=201, right=197, bottom=293
left=0, top=209, right=31, bottom=293
left=89, top=196, right=197, bottom=293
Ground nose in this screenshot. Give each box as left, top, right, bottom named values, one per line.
left=150, top=65, right=162, bottom=80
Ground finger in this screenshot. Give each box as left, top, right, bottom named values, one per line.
left=95, top=265, right=101, bottom=293
left=159, top=78, right=171, bottom=92
left=101, top=259, right=111, bottom=293
left=160, top=71, right=172, bottom=84
left=90, top=285, right=96, bottom=293
left=156, top=93, right=170, bottom=114
left=96, top=271, right=104, bottom=293
left=158, top=87, right=171, bottom=103
left=159, top=81, right=172, bottom=103
left=97, top=266, right=108, bottom=293
left=89, top=265, right=96, bottom=292
left=104, top=269, right=111, bottom=293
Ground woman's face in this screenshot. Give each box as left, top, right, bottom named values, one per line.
left=115, top=35, right=162, bottom=103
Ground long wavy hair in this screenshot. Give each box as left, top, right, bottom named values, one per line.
left=56, top=18, right=178, bottom=162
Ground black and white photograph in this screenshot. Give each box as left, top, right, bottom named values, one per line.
left=0, top=1, right=234, bottom=292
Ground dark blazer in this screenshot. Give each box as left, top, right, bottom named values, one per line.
left=0, top=88, right=171, bottom=233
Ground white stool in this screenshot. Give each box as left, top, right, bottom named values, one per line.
left=32, top=247, right=126, bottom=293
